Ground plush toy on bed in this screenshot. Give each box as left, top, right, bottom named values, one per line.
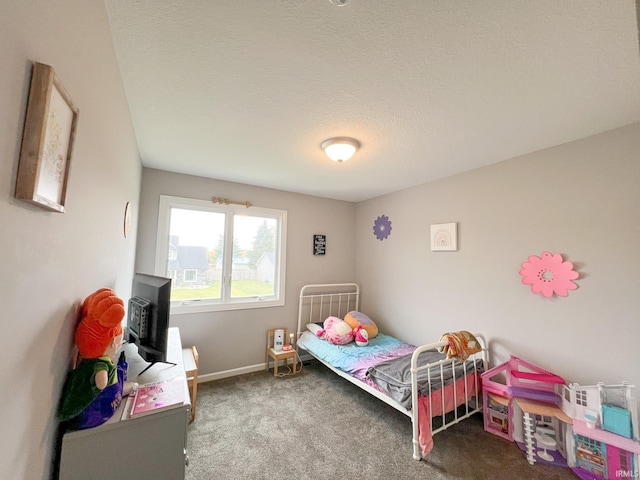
left=353, top=324, right=369, bottom=347
left=57, top=288, right=138, bottom=430
left=344, top=311, right=378, bottom=339
left=316, top=316, right=354, bottom=345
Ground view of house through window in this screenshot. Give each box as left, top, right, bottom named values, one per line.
left=167, top=207, right=225, bottom=301
left=156, top=195, right=286, bottom=313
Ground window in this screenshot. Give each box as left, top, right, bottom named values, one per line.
left=576, top=389, right=588, bottom=407
left=183, top=269, right=197, bottom=283
left=619, top=450, right=629, bottom=472
left=155, top=195, right=287, bottom=313
left=575, top=434, right=602, bottom=452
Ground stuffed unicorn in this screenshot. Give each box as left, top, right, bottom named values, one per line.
left=316, top=316, right=354, bottom=345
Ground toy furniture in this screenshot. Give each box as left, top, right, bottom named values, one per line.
left=561, top=382, right=639, bottom=479
left=535, top=431, right=556, bottom=461
left=485, top=391, right=512, bottom=440
left=514, top=396, right=572, bottom=465
left=482, top=355, right=566, bottom=443
left=183, top=345, right=199, bottom=422
left=265, top=328, right=298, bottom=377
left=482, top=355, right=640, bottom=477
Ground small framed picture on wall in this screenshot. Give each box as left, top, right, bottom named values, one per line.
left=313, top=234, right=326, bottom=255
left=430, top=222, right=458, bottom=251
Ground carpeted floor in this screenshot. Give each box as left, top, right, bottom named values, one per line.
left=185, top=360, right=577, bottom=480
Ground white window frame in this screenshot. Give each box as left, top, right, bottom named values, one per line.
left=155, top=195, right=287, bottom=314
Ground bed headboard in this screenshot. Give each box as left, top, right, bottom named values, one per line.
left=296, top=283, right=359, bottom=337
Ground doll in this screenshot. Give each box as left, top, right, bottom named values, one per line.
left=58, top=288, right=137, bottom=429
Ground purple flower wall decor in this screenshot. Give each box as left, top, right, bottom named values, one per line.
left=373, top=215, right=392, bottom=241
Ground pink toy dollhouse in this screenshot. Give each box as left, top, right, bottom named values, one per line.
left=482, top=356, right=640, bottom=478
left=482, top=356, right=570, bottom=466
left=561, top=382, right=639, bottom=480
left=482, top=356, right=565, bottom=441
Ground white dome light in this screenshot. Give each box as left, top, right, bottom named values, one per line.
left=320, top=137, right=361, bottom=163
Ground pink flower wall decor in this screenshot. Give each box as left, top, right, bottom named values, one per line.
left=519, top=251, right=579, bottom=298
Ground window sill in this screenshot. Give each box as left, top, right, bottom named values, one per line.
left=170, top=298, right=285, bottom=315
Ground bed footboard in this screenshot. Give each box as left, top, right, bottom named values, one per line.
left=410, top=336, right=488, bottom=459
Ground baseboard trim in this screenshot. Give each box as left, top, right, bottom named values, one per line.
left=197, top=352, right=313, bottom=383
left=198, top=364, right=265, bottom=383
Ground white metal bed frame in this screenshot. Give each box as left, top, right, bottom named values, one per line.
left=296, top=283, right=489, bottom=460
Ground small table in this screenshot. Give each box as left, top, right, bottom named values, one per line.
left=534, top=432, right=556, bottom=461
left=265, top=328, right=298, bottom=377
left=266, top=347, right=298, bottom=377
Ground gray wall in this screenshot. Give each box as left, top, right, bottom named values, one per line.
left=1, top=2, right=639, bottom=479
left=0, top=2, right=141, bottom=479
left=136, top=168, right=356, bottom=377
left=356, top=123, right=640, bottom=417
left=139, top=125, right=640, bottom=422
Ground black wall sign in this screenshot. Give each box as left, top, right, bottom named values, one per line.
left=313, top=234, right=326, bottom=255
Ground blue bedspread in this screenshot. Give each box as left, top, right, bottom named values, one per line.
left=297, top=331, right=416, bottom=379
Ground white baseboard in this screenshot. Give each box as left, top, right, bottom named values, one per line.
left=198, top=363, right=264, bottom=383
left=197, top=352, right=313, bottom=383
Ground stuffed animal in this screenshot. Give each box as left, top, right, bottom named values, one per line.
left=58, top=288, right=138, bottom=429
left=344, top=311, right=378, bottom=339
left=353, top=324, right=369, bottom=346
left=316, top=316, right=354, bottom=345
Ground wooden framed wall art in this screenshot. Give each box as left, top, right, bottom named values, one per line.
left=15, top=62, right=79, bottom=212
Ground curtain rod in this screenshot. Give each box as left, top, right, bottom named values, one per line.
left=211, top=196, right=252, bottom=208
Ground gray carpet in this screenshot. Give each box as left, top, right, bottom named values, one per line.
left=185, top=360, right=577, bottom=480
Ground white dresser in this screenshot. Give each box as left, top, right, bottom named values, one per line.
left=57, top=327, right=190, bottom=480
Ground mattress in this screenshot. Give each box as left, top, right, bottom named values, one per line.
left=297, top=330, right=483, bottom=409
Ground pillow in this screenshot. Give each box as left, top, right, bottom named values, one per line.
left=344, top=311, right=378, bottom=339
left=315, top=316, right=354, bottom=345
left=306, top=323, right=323, bottom=335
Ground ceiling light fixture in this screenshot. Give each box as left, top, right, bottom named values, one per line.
left=321, top=137, right=361, bottom=163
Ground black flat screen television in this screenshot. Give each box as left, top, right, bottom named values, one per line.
left=127, top=273, right=172, bottom=366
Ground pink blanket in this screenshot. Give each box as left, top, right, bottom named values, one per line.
left=298, top=331, right=482, bottom=457
left=417, top=373, right=481, bottom=456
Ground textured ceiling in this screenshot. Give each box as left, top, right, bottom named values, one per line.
left=105, top=0, right=640, bottom=202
